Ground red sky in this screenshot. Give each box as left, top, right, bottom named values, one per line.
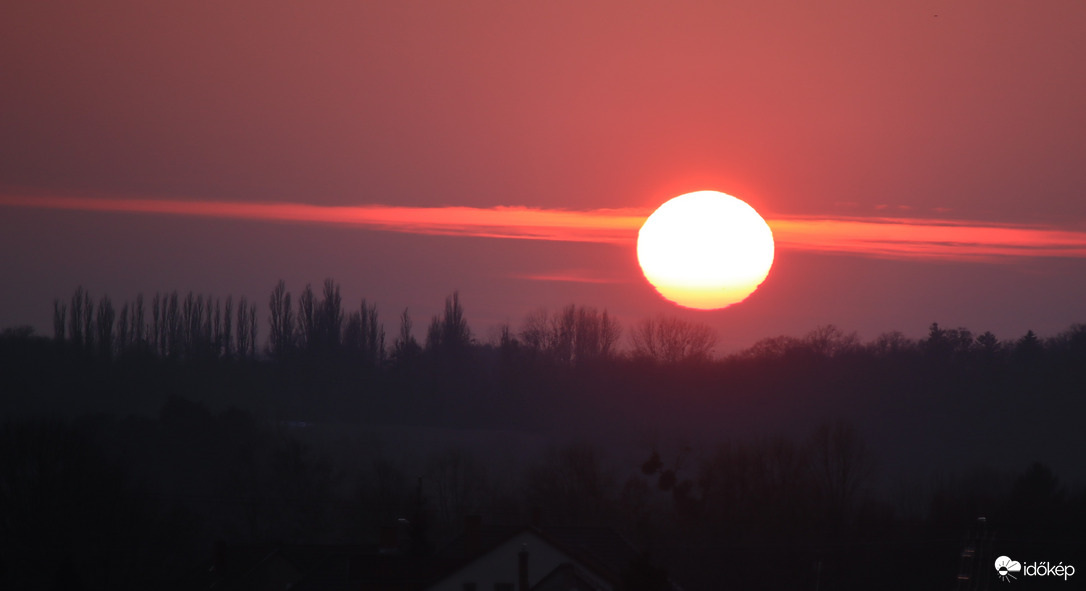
left=3, top=1, right=1086, bottom=352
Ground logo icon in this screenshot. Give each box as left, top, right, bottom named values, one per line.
left=995, top=556, right=1022, bottom=582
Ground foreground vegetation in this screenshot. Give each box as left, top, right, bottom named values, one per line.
left=1, top=281, right=1084, bottom=589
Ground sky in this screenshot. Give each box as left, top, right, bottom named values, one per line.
left=2, top=0, right=1086, bottom=353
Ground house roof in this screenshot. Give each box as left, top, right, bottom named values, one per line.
left=531, top=562, right=608, bottom=591
left=416, top=522, right=643, bottom=589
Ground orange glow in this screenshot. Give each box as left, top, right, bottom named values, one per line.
left=637, top=191, right=775, bottom=310
left=768, top=216, right=1086, bottom=261
left=0, top=195, right=644, bottom=244
left=4, top=194, right=1086, bottom=262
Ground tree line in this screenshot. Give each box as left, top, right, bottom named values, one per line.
left=47, top=280, right=1086, bottom=371
left=48, top=279, right=724, bottom=367
left=52, top=286, right=259, bottom=361
left=2, top=281, right=1083, bottom=589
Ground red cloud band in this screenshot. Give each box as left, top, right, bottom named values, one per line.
left=3, top=194, right=1086, bottom=261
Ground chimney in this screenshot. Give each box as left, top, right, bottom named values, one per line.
left=518, top=544, right=529, bottom=591
left=465, top=514, right=482, bottom=554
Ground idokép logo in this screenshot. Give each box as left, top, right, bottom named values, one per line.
left=995, top=556, right=1075, bottom=583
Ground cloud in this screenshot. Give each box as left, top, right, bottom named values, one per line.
left=4, top=194, right=1086, bottom=262
left=769, top=215, right=1086, bottom=261
left=0, top=194, right=644, bottom=244
left=510, top=271, right=627, bottom=284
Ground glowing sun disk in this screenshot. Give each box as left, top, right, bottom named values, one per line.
left=637, top=191, right=775, bottom=309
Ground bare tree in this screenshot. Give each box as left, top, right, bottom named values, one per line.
left=268, top=280, right=294, bottom=359
left=96, top=296, right=116, bottom=357
left=573, top=305, right=621, bottom=365
left=53, top=299, right=66, bottom=342
left=519, top=306, right=571, bottom=365
left=151, top=293, right=162, bottom=356
left=426, top=448, right=488, bottom=525
left=519, top=304, right=621, bottom=367
left=212, top=297, right=222, bottom=357
left=741, top=334, right=803, bottom=360
left=358, top=298, right=384, bottom=367
left=316, top=278, right=343, bottom=351
left=165, top=291, right=181, bottom=358
left=630, top=315, right=716, bottom=364
left=525, top=441, right=615, bottom=524
left=181, top=292, right=200, bottom=358
left=426, top=292, right=471, bottom=353
left=236, top=296, right=251, bottom=359
left=296, top=284, right=316, bottom=353
left=116, top=302, right=129, bottom=354
left=247, top=300, right=257, bottom=358
left=132, top=293, right=146, bottom=351
left=68, top=286, right=89, bottom=350
left=519, top=307, right=552, bottom=356
left=392, top=308, right=420, bottom=363
left=203, top=293, right=214, bottom=356
left=804, top=324, right=860, bottom=358
left=222, top=295, right=233, bottom=358
left=868, top=330, right=914, bottom=357
left=809, top=420, right=874, bottom=526
left=81, top=289, right=95, bottom=352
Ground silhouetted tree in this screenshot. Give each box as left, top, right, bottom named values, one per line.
left=68, top=286, right=90, bottom=350
left=426, top=291, right=471, bottom=354
left=520, top=304, right=621, bottom=368
left=426, top=448, right=488, bottom=525
left=247, top=300, right=257, bottom=358
left=316, top=278, right=343, bottom=352
left=922, top=322, right=973, bottom=361
left=804, top=324, right=859, bottom=358
left=344, top=298, right=384, bottom=368
left=116, top=301, right=129, bottom=354
left=268, top=280, right=294, bottom=359
left=204, top=293, right=215, bottom=356
left=52, top=299, right=66, bottom=342
left=0, top=419, right=144, bottom=588
left=573, top=305, right=621, bottom=365
left=165, top=291, right=182, bottom=358
left=81, top=289, right=94, bottom=353
left=742, top=334, right=804, bottom=360
left=211, top=297, right=222, bottom=357
left=132, top=293, right=146, bottom=352
left=391, top=308, right=421, bottom=364
left=1014, top=329, right=1043, bottom=364
left=181, top=292, right=202, bottom=358
left=975, top=331, right=1000, bottom=355
left=236, top=296, right=254, bottom=359
left=296, top=283, right=316, bottom=354
left=631, top=315, right=716, bottom=364
left=809, top=420, right=874, bottom=528
left=1006, top=462, right=1065, bottom=534
left=525, top=441, right=615, bottom=524
left=150, top=292, right=162, bottom=355
left=868, top=330, right=915, bottom=357
left=222, top=295, right=233, bottom=357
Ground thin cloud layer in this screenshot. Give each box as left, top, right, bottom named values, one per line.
left=4, top=194, right=1086, bottom=262
left=771, top=216, right=1086, bottom=261
left=0, top=195, right=642, bottom=244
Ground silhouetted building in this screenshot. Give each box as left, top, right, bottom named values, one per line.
left=183, top=517, right=679, bottom=591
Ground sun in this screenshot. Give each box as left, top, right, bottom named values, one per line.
left=637, top=190, right=775, bottom=310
